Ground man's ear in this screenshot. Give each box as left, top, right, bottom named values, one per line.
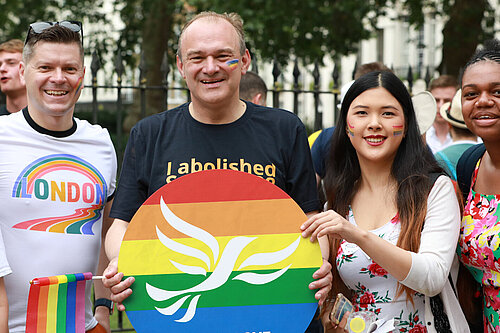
left=251, top=93, right=264, bottom=106
left=176, top=55, right=186, bottom=79
left=240, top=49, right=251, bottom=75
left=19, top=61, right=26, bottom=85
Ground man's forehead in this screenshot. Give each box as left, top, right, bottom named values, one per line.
left=431, top=86, right=456, bottom=97
left=30, top=42, right=83, bottom=62
left=0, top=51, right=22, bottom=60
left=184, top=17, right=237, bottom=41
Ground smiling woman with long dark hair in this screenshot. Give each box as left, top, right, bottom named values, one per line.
left=302, top=71, right=469, bottom=332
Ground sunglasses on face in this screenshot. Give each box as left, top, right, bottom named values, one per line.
left=24, top=20, right=83, bottom=45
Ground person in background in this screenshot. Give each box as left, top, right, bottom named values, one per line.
left=239, top=70, right=267, bottom=106
left=302, top=71, right=468, bottom=332
left=426, top=75, right=458, bottom=154
left=0, top=39, right=27, bottom=115
left=434, top=89, right=480, bottom=180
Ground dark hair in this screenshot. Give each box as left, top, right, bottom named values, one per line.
left=461, top=38, right=500, bottom=81
left=239, top=71, right=267, bottom=101
left=23, top=25, right=83, bottom=63
left=323, top=71, right=443, bottom=302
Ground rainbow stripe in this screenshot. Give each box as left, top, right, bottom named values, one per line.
left=12, top=154, right=106, bottom=199
left=347, top=121, right=355, bottom=137
left=26, top=272, right=92, bottom=333
left=76, top=77, right=83, bottom=94
left=11, top=154, right=107, bottom=235
left=119, top=170, right=321, bottom=332
left=226, top=59, right=239, bottom=69
left=13, top=204, right=102, bottom=235
left=393, top=125, right=404, bottom=136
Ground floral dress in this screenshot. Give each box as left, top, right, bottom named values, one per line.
left=336, top=208, right=427, bottom=333
left=458, top=159, right=500, bottom=332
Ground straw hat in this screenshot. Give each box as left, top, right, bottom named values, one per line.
left=439, top=89, right=467, bottom=129
left=412, top=91, right=437, bottom=134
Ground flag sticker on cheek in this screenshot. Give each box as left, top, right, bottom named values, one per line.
left=226, top=59, right=239, bottom=70
left=347, top=122, right=355, bottom=137
left=393, top=125, right=404, bottom=136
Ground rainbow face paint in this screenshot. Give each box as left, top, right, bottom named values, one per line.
left=226, top=59, right=239, bottom=69
left=75, top=76, right=83, bottom=94
left=347, top=122, right=355, bottom=137
left=392, top=125, right=404, bottom=136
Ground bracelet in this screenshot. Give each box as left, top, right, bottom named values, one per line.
left=94, top=298, right=114, bottom=315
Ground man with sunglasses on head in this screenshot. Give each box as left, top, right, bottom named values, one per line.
left=0, top=22, right=116, bottom=332
left=0, top=39, right=27, bottom=115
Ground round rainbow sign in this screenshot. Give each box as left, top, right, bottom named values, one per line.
left=118, top=169, right=322, bottom=332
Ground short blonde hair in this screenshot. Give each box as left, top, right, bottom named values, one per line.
left=177, top=11, right=246, bottom=60
left=0, top=39, right=23, bottom=54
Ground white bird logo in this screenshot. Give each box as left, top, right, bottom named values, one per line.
left=145, top=196, right=301, bottom=322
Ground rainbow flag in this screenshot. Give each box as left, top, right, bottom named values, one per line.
left=119, top=169, right=322, bottom=332
left=26, top=272, right=92, bottom=333
left=393, top=125, right=404, bottom=136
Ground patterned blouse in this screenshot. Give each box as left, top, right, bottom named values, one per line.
left=336, top=208, right=427, bottom=332
left=458, top=159, right=500, bottom=332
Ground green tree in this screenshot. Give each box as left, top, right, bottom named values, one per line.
left=189, top=0, right=495, bottom=77
left=439, top=0, right=495, bottom=76
left=190, top=0, right=383, bottom=65
left=0, top=0, right=108, bottom=52
left=1, top=0, right=495, bottom=112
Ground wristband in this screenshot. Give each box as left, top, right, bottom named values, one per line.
left=94, top=298, right=113, bottom=315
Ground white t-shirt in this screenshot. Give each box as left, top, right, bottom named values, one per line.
left=0, top=228, right=12, bottom=278
left=426, top=126, right=453, bottom=154
left=0, top=110, right=117, bottom=332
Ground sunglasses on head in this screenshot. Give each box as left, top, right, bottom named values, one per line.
left=24, top=20, right=83, bottom=45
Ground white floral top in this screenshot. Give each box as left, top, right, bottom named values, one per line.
left=336, top=208, right=428, bottom=332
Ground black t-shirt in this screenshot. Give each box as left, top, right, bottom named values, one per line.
left=0, top=105, right=10, bottom=116
left=110, top=101, right=321, bottom=222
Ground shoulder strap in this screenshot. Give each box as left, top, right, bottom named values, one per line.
left=428, top=172, right=443, bottom=188
left=456, top=144, right=486, bottom=202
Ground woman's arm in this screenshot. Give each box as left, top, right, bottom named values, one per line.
left=302, top=176, right=460, bottom=295
left=400, top=176, right=460, bottom=295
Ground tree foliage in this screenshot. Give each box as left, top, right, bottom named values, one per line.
left=0, top=0, right=107, bottom=53
left=0, top=0, right=495, bottom=94
left=189, top=0, right=385, bottom=65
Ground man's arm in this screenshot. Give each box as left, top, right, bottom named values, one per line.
left=102, top=219, right=135, bottom=312
left=306, top=211, right=332, bottom=306
left=93, top=200, right=114, bottom=332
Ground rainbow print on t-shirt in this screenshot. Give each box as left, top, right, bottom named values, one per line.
left=118, top=169, right=322, bottom=332
left=11, top=154, right=107, bottom=235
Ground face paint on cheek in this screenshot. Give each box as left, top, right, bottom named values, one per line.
left=226, top=59, right=239, bottom=70
left=75, top=76, right=83, bottom=94
left=347, top=121, right=355, bottom=137
left=393, top=125, right=404, bottom=136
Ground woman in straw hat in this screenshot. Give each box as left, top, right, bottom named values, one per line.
left=434, top=89, right=480, bottom=180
